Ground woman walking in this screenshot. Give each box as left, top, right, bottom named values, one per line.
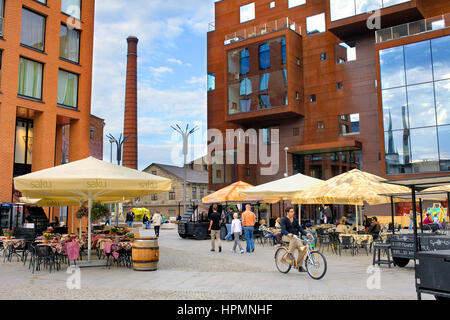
left=231, top=212, right=244, bottom=254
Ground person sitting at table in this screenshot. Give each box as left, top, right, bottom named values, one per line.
left=335, top=218, right=349, bottom=233
left=258, top=219, right=278, bottom=245
left=423, top=213, right=433, bottom=225
left=275, top=218, right=281, bottom=229
left=362, top=215, right=371, bottom=229
left=368, top=217, right=381, bottom=240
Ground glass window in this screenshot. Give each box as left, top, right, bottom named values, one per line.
left=270, top=2, right=276, bottom=9
left=281, top=37, right=286, bottom=65
left=407, top=83, right=436, bottom=128
left=207, top=73, right=215, bottom=91
left=61, top=0, right=81, bottom=20
left=382, top=87, right=408, bottom=131
left=60, top=24, right=80, bottom=63
left=240, top=49, right=250, bottom=75
left=240, top=99, right=251, bottom=113
left=404, top=40, right=433, bottom=86
left=339, top=113, right=360, bottom=136
left=410, top=127, right=439, bottom=173
left=192, top=187, right=197, bottom=200
left=379, top=46, right=405, bottom=89
left=306, top=13, right=326, bottom=35
left=356, top=0, right=382, bottom=15
left=259, top=95, right=271, bottom=109
left=259, top=73, right=269, bottom=91
left=438, top=125, right=450, bottom=171
left=20, top=8, right=46, bottom=51
left=335, top=41, right=356, bottom=64
left=310, top=94, right=316, bottom=102
left=14, top=119, right=33, bottom=166
left=36, top=0, right=46, bottom=4
left=383, top=0, right=410, bottom=7
left=330, top=0, right=355, bottom=21
left=288, top=0, right=306, bottom=8
left=283, top=69, right=287, bottom=88
left=385, top=130, right=412, bottom=174
left=259, top=43, right=270, bottom=70
left=240, top=2, right=255, bottom=23
left=435, top=80, right=450, bottom=126
left=18, top=57, right=43, bottom=100
left=431, top=35, right=450, bottom=81
left=262, top=128, right=271, bottom=144
left=57, top=69, right=78, bottom=108
left=239, top=78, right=252, bottom=96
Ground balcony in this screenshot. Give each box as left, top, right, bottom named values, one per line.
left=375, top=14, right=450, bottom=43
left=224, top=18, right=301, bottom=46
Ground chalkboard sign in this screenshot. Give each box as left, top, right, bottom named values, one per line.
left=389, top=234, right=449, bottom=259
left=420, top=236, right=450, bottom=251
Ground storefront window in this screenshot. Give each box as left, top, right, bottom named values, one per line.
left=14, top=118, right=33, bottom=177
left=380, top=34, right=450, bottom=174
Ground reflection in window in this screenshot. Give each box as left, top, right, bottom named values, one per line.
left=335, top=41, right=356, bottom=64
left=240, top=49, right=250, bottom=75
left=435, top=80, right=450, bottom=126
left=62, top=0, right=81, bottom=20
left=330, top=0, right=411, bottom=21
left=339, top=114, right=360, bottom=136
left=240, top=2, right=255, bottom=23
left=306, top=13, right=326, bottom=35
left=407, top=83, right=436, bottom=128
left=382, top=87, right=408, bottom=131
left=383, top=0, right=410, bottom=7
left=281, top=37, right=286, bottom=65
left=288, top=0, right=306, bottom=8
left=431, top=36, right=450, bottom=81
left=240, top=78, right=252, bottom=96
left=262, top=128, right=271, bottom=144
left=379, top=46, right=405, bottom=89
left=438, top=125, right=450, bottom=171
left=21, top=8, right=46, bottom=51
left=58, top=69, right=79, bottom=108
left=410, top=127, right=439, bottom=173
left=356, top=0, right=381, bottom=15
left=330, top=0, right=355, bottom=21
left=259, top=95, right=271, bottom=109
left=385, top=130, right=412, bottom=174
left=259, top=43, right=270, bottom=69
left=259, top=73, right=269, bottom=91
left=207, top=73, right=215, bottom=91
left=404, top=40, right=433, bottom=86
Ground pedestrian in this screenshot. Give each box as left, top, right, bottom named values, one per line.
left=242, top=204, right=256, bottom=253
left=143, top=213, right=150, bottom=229
left=224, top=207, right=234, bottom=241
left=152, top=211, right=162, bottom=237
left=126, top=209, right=135, bottom=228
left=231, top=212, right=244, bottom=253
left=208, top=204, right=222, bottom=252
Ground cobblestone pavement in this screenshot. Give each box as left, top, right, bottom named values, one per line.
left=0, top=229, right=430, bottom=300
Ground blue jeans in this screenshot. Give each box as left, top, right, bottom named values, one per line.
left=225, top=224, right=232, bottom=241
left=127, top=221, right=133, bottom=227
left=244, top=226, right=254, bottom=253
left=409, top=219, right=413, bottom=230
left=144, top=222, right=150, bottom=229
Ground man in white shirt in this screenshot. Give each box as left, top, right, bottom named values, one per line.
left=152, top=211, right=162, bottom=237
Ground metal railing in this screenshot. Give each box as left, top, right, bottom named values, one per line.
left=224, top=17, right=301, bottom=46
left=375, top=13, right=450, bottom=43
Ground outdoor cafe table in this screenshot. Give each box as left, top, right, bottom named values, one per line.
left=339, top=233, right=373, bottom=245
left=2, top=238, right=26, bottom=249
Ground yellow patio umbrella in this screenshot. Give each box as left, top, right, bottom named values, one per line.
left=202, top=181, right=259, bottom=203
left=14, top=157, right=172, bottom=264
left=291, top=169, right=412, bottom=227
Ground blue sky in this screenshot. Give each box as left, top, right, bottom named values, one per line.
left=91, top=0, right=216, bottom=169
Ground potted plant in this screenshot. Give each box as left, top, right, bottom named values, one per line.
left=91, top=202, right=109, bottom=223
left=3, top=229, right=13, bottom=240
left=126, top=233, right=135, bottom=243
left=43, top=232, right=53, bottom=244
left=76, top=206, right=88, bottom=219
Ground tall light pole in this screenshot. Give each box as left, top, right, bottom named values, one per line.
left=171, top=124, right=199, bottom=216
left=284, top=147, right=290, bottom=177
left=109, top=138, right=115, bottom=163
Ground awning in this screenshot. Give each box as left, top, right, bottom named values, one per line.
left=289, top=139, right=362, bottom=155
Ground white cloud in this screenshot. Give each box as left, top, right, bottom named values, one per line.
left=167, top=58, right=192, bottom=67
left=185, top=76, right=207, bottom=86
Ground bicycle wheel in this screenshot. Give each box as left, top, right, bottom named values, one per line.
left=305, top=251, right=327, bottom=280
left=274, top=247, right=293, bottom=274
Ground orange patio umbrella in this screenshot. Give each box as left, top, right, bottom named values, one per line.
left=202, top=181, right=261, bottom=203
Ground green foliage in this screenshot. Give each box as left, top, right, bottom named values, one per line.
left=259, top=203, right=269, bottom=212
left=90, top=202, right=110, bottom=223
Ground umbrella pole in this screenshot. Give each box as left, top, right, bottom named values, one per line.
left=390, top=196, right=395, bottom=235
left=419, top=198, right=423, bottom=234
left=88, top=192, right=93, bottom=263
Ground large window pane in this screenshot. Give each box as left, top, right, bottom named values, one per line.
left=239, top=78, right=252, bottom=96
left=57, top=69, right=78, bottom=108
left=431, top=35, right=450, bottom=81
left=379, top=46, right=405, bottom=89
left=240, top=2, right=255, bottom=23
left=435, top=80, right=450, bottom=126
left=259, top=73, right=269, bottom=91
left=281, top=37, right=286, bottom=65
left=18, top=57, right=43, bottom=100
left=240, top=49, right=249, bottom=75
left=335, top=41, right=357, bottom=64
left=356, top=0, right=382, bottom=15
left=288, top=0, right=306, bottom=8
left=383, top=0, right=410, bottom=7
left=259, top=43, right=270, bottom=69
left=438, top=125, right=450, bottom=171
left=410, top=127, right=439, bottom=173
left=62, top=0, right=81, bottom=20
left=60, top=24, right=80, bottom=63
left=385, top=130, right=412, bottom=174
left=407, top=83, right=436, bottom=128
left=207, top=73, right=215, bottom=91
left=330, top=0, right=355, bottom=21
left=404, top=40, right=433, bottom=85
left=306, top=13, right=326, bottom=35
left=20, top=8, right=45, bottom=51
left=382, top=87, right=408, bottom=131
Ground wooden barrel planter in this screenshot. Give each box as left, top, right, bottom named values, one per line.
left=132, top=237, right=159, bottom=271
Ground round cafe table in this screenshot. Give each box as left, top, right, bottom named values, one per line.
left=339, top=233, right=373, bottom=245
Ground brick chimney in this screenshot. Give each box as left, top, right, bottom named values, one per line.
left=123, top=36, right=139, bottom=169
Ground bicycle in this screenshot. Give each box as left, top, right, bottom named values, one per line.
left=274, top=235, right=327, bottom=280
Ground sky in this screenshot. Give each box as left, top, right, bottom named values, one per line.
left=91, top=0, right=216, bottom=170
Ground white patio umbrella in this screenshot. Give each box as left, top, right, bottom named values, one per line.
left=14, top=157, right=172, bottom=264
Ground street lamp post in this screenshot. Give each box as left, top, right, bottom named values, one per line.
left=109, top=138, right=114, bottom=163
left=171, top=124, right=199, bottom=217
left=284, top=147, right=289, bottom=177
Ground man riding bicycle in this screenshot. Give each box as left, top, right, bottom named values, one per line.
left=280, top=207, right=313, bottom=272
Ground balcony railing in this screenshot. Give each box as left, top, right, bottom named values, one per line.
left=224, top=18, right=301, bottom=46
left=375, top=13, right=450, bottom=44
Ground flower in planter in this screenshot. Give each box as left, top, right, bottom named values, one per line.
left=3, top=229, right=13, bottom=237
left=43, top=232, right=53, bottom=240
